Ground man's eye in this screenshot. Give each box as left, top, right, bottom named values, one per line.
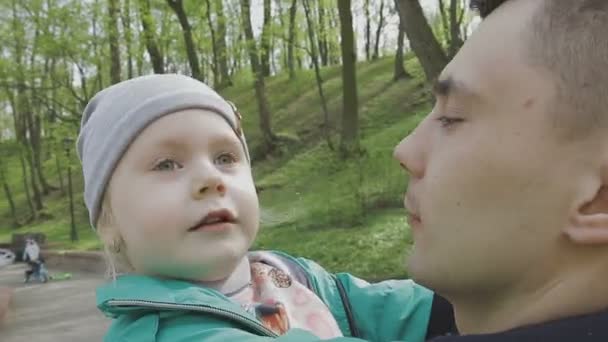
left=436, top=116, right=464, bottom=128
left=215, top=152, right=237, bottom=165
left=153, top=159, right=181, bottom=171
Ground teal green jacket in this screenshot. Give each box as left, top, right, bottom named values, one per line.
left=97, top=251, right=443, bottom=342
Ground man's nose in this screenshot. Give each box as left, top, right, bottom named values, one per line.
left=393, top=123, right=427, bottom=180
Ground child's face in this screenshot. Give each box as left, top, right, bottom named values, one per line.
left=106, top=109, right=259, bottom=281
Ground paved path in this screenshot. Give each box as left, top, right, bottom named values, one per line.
left=0, top=263, right=110, bottom=342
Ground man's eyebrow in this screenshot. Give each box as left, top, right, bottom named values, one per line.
left=433, top=77, right=453, bottom=97
left=432, top=77, right=478, bottom=99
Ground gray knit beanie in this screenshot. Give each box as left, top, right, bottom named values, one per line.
left=76, top=74, right=249, bottom=229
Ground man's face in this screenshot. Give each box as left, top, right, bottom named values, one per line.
left=107, top=109, right=259, bottom=282
left=394, top=0, right=594, bottom=295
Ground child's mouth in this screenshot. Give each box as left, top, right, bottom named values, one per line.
left=188, top=209, right=236, bottom=232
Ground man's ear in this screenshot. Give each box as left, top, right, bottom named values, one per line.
left=564, top=164, right=608, bottom=245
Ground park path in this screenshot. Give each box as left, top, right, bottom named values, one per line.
left=0, top=263, right=110, bottom=342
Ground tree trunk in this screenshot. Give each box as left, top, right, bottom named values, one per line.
left=448, top=0, right=464, bottom=58
left=215, top=0, right=232, bottom=87
left=240, top=0, right=276, bottom=154
left=260, top=0, right=272, bottom=77
left=55, top=147, right=65, bottom=195
left=458, top=0, right=467, bottom=35
left=328, top=7, right=341, bottom=65
left=26, top=21, right=52, bottom=196
left=108, top=0, right=122, bottom=84
left=397, top=0, right=448, bottom=82
left=233, top=31, right=244, bottom=72
left=138, top=0, right=164, bottom=73
left=92, top=0, right=105, bottom=90
left=49, top=58, right=58, bottom=122
left=317, top=1, right=329, bottom=66
left=30, top=111, right=50, bottom=196
left=438, top=0, right=450, bottom=46
left=337, top=0, right=359, bottom=156
left=364, top=0, right=371, bottom=61
left=438, top=0, right=464, bottom=57
left=0, top=158, right=19, bottom=227
left=4, top=88, right=22, bottom=155
left=19, top=147, right=36, bottom=219
left=393, top=11, right=411, bottom=81
left=121, top=0, right=134, bottom=78
left=372, top=0, right=385, bottom=60
left=287, top=0, right=297, bottom=79
left=204, top=0, right=220, bottom=87
left=28, top=152, right=43, bottom=211
left=277, top=0, right=288, bottom=73
left=270, top=18, right=277, bottom=75
left=135, top=5, right=145, bottom=76
left=200, top=54, right=208, bottom=82
left=14, top=79, right=44, bottom=209
left=167, top=0, right=202, bottom=80
left=303, top=0, right=332, bottom=149
left=159, top=9, right=173, bottom=72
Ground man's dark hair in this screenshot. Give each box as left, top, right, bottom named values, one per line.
left=470, top=0, right=608, bottom=138
left=470, top=0, right=509, bottom=18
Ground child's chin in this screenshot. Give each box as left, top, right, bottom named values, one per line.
left=183, top=254, right=243, bottom=278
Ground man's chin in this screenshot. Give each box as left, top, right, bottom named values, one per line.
left=406, top=253, right=438, bottom=287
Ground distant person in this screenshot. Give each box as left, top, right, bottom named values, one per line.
left=22, top=237, right=42, bottom=283
left=77, top=74, right=455, bottom=341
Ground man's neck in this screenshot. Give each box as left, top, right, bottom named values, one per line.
left=451, top=266, right=608, bottom=334
left=196, top=257, right=251, bottom=295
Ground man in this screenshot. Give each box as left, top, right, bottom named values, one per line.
left=393, top=0, right=608, bottom=340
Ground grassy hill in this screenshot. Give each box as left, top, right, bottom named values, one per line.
left=0, top=56, right=431, bottom=281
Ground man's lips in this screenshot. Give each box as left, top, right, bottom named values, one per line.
left=406, top=212, right=422, bottom=229
left=405, top=193, right=422, bottom=230
left=188, top=209, right=236, bottom=232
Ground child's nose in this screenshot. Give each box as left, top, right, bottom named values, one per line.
left=192, top=173, right=227, bottom=199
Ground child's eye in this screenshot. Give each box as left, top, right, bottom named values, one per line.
left=153, top=159, right=182, bottom=171
left=215, top=152, right=237, bottom=166
left=436, top=116, right=464, bottom=128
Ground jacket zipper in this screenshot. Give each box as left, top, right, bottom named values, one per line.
left=334, top=277, right=361, bottom=338
left=107, top=299, right=278, bottom=337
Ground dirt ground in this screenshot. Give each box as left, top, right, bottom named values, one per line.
left=0, top=263, right=110, bottom=342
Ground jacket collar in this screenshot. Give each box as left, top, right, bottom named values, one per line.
left=96, top=274, right=246, bottom=317
left=96, top=251, right=305, bottom=318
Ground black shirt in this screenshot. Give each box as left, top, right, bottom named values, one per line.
left=429, top=308, right=608, bottom=341
left=426, top=294, right=458, bottom=340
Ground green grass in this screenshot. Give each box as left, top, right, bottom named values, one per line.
left=254, top=208, right=413, bottom=281
left=0, top=57, right=430, bottom=280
